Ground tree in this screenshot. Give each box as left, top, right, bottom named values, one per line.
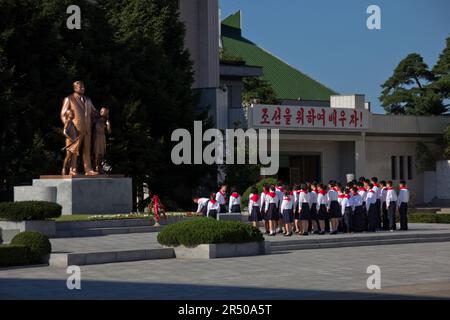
left=0, top=0, right=215, bottom=209
left=242, top=77, right=279, bottom=107
left=380, top=37, right=450, bottom=115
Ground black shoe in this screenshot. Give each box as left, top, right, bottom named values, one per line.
left=302, top=232, right=309, bottom=236
left=319, top=231, right=325, bottom=235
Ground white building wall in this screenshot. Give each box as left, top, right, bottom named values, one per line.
left=178, top=0, right=220, bottom=89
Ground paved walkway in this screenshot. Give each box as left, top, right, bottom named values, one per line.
left=49, top=223, right=450, bottom=254
left=1, top=242, right=449, bottom=299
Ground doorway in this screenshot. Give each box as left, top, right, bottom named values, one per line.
left=289, top=155, right=321, bottom=184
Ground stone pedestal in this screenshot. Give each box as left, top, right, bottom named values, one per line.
left=14, top=175, right=133, bottom=215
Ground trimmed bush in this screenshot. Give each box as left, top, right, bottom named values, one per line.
left=241, top=178, right=278, bottom=210
left=0, top=201, right=62, bottom=221
left=157, top=218, right=264, bottom=248
left=11, top=231, right=52, bottom=263
left=0, top=245, right=31, bottom=267
left=397, top=213, right=450, bottom=224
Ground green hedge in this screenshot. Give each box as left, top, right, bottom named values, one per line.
left=11, top=231, right=52, bottom=263
left=400, top=213, right=450, bottom=224
left=241, top=178, right=278, bottom=210
left=157, top=218, right=264, bottom=248
left=0, top=201, right=62, bottom=221
left=0, top=245, right=31, bottom=267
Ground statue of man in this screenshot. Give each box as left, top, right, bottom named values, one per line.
left=60, top=81, right=98, bottom=175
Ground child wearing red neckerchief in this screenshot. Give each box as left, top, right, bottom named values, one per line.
left=397, top=181, right=410, bottom=231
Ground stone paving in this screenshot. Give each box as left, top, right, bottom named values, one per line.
left=1, top=241, right=449, bottom=299
left=49, top=223, right=450, bottom=254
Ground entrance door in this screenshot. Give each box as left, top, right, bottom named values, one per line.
left=289, top=155, right=321, bottom=184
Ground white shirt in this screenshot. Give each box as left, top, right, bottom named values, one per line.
left=381, top=187, right=387, bottom=203
left=397, top=188, right=410, bottom=207
left=275, top=186, right=284, bottom=204
left=265, top=192, right=278, bottom=211
left=248, top=193, right=260, bottom=214
left=327, top=189, right=338, bottom=203
left=352, top=193, right=363, bottom=208
left=196, top=198, right=209, bottom=213
left=216, top=191, right=226, bottom=205
left=260, top=192, right=267, bottom=209
left=228, top=193, right=241, bottom=212
left=281, top=197, right=293, bottom=211
left=309, top=191, right=318, bottom=208
left=358, top=188, right=367, bottom=202
left=297, top=191, right=310, bottom=211
left=317, top=191, right=328, bottom=210
left=207, top=201, right=220, bottom=217
left=385, top=188, right=398, bottom=203
left=372, top=185, right=381, bottom=200
left=365, top=190, right=377, bottom=211
left=341, top=196, right=352, bottom=215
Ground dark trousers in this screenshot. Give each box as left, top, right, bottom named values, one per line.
left=343, top=207, right=353, bottom=233
left=324, top=216, right=331, bottom=232
left=387, top=201, right=397, bottom=230
left=367, top=204, right=377, bottom=232
left=352, top=206, right=365, bottom=232
left=382, top=202, right=389, bottom=230
left=399, top=202, right=408, bottom=230
left=375, top=199, right=382, bottom=229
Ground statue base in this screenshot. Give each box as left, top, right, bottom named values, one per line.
left=14, top=175, right=133, bottom=215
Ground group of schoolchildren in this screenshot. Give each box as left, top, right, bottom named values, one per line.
left=193, top=177, right=410, bottom=237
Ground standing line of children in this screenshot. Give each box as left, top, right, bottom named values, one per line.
left=192, top=177, right=410, bottom=236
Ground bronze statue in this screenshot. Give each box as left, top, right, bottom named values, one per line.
left=61, top=109, right=80, bottom=175
left=93, top=107, right=111, bottom=174
left=60, top=81, right=99, bottom=176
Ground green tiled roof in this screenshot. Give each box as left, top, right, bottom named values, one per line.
left=221, top=11, right=337, bottom=101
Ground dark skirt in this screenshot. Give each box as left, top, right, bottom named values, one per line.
left=209, top=209, right=218, bottom=220
left=310, top=203, right=318, bottom=220
left=352, top=205, right=365, bottom=232
left=367, top=203, right=377, bottom=232
left=249, top=206, right=262, bottom=222
left=219, top=204, right=227, bottom=214
left=317, top=204, right=327, bottom=220
left=282, top=209, right=294, bottom=224
left=267, top=203, right=279, bottom=221
left=343, top=206, right=353, bottom=233
left=294, top=204, right=300, bottom=220
left=329, top=200, right=341, bottom=218
left=230, top=204, right=241, bottom=213
left=299, top=202, right=310, bottom=221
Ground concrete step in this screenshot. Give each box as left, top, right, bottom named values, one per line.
left=54, top=225, right=161, bottom=238
left=49, top=247, right=175, bottom=267
left=55, top=219, right=153, bottom=231
left=269, top=232, right=450, bottom=246
left=270, top=235, right=450, bottom=252
left=436, top=208, right=450, bottom=214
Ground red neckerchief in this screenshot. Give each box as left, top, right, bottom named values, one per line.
left=275, top=186, right=284, bottom=192
left=318, top=190, right=327, bottom=196
left=299, top=189, right=308, bottom=194
left=400, top=187, right=408, bottom=190
left=343, top=194, right=350, bottom=199
left=369, top=189, right=375, bottom=193
left=373, top=184, right=379, bottom=188
left=283, top=197, right=291, bottom=201
left=387, top=187, right=394, bottom=191
left=210, top=199, right=217, bottom=205
left=218, top=191, right=225, bottom=197
left=268, top=192, right=276, bottom=198
left=352, top=192, right=359, bottom=196
left=338, top=194, right=345, bottom=199
left=231, top=192, right=240, bottom=198
left=250, top=194, right=259, bottom=202
left=289, top=191, right=294, bottom=196
left=358, top=187, right=365, bottom=192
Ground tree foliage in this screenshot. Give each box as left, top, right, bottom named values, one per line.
left=380, top=38, right=450, bottom=115
left=0, top=0, right=215, bottom=209
left=242, top=77, right=279, bottom=107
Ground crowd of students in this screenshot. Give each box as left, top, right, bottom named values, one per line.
left=193, top=177, right=410, bottom=237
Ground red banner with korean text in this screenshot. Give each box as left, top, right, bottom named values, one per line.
left=252, top=104, right=369, bottom=130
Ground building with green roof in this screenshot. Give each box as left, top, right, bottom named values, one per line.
left=221, top=11, right=337, bottom=102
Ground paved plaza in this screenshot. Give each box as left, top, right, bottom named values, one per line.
left=1, top=241, right=449, bottom=299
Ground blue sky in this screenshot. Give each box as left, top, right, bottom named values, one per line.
left=220, top=0, right=450, bottom=114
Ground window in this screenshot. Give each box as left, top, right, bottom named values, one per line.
left=391, top=156, right=397, bottom=180
left=399, top=156, right=405, bottom=180
left=407, top=156, right=413, bottom=180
